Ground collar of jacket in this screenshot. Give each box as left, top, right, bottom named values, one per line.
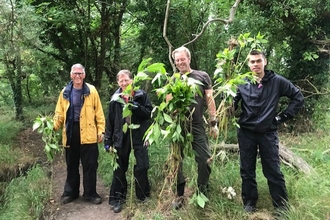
left=260, top=70, right=275, bottom=82
left=63, top=81, right=91, bottom=100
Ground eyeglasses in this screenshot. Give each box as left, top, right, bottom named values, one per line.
left=72, top=72, right=85, bottom=75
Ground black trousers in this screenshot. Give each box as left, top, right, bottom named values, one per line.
left=63, top=122, right=99, bottom=199
left=238, top=128, right=288, bottom=208
left=177, top=123, right=211, bottom=196
left=109, top=132, right=150, bottom=203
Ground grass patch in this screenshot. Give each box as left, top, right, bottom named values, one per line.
left=0, top=144, right=21, bottom=168
left=0, top=112, right=22, bottom=145
left=1, top=98, right=330, bottom=220
left=0, top=165, right=51, bottom=220
left=97, top=128, right=330, bottom=220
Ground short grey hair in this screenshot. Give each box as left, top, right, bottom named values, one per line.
left=70, top=63, right=85, bottom=74
left=172, top=46, right=191, bottom=60
left=116, top=69, right=133, bottom=81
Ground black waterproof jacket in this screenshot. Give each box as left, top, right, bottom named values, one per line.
left=104, top=88, right=152, bottom=148
left=234, top=70, right=304, bottom=132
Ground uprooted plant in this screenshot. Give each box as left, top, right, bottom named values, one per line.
left=32, top=115, right=61, bottom=163
left=210, top=32, right=267, bottom=156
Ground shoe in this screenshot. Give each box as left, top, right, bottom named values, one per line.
left=90, top=197, right=102, bottom=204
left=83, top=194, right=102, bottom=205
left=198, top=184, right=209, bottom=196
left=172, top=196, right=184, bottom=210
left=244, top=204, right=256, bottom=213
left=109, top=201, right=116, bottom=210
left=61, top=195, right=78, bottom=204
left=113, top=201, right=122, bottom=213
left=137, top=196, right=150, bottom=203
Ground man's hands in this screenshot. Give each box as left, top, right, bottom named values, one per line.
left=98, top=134, right=104, bottom=143
left=209, top=117, right=219, bottom=139
left=275, top=112, right=288, bottom=124
left=128, top=101, right=139, bottom=110
left=104, top=145, right=115, bottom=153
left=209, top=125, right=219, bottom=139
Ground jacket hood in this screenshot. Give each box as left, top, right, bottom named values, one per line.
left=261, top=70, right=275, bottom=82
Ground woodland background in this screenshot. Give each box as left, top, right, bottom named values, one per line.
left=1, top=0, right=330, bottom=220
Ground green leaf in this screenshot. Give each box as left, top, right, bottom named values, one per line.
left=123, top=123, right=128, bottom=133
left=128, top=124, right=140, bottom=129
left=122, top=106, right=131, bottom=118
left=33, top=121, right=42, bottom=131
left=46, top=120, right=52, bottom=129
left=45, top=144, right=51, bottom=152
left=197, top=195, right=206, bottom=208
left=137, top=58, right=152, bottom=73
left=163, top=113, right=173, bottom=123
left=146, top=63, right=166, bottom=74
left=153, top=123, right=161, bottom=141
left=49, top=144, right=58, bottom=150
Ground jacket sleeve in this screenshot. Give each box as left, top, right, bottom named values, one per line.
left=53, top=90, right=65, bottom=131
left=132, top=92, right=152, bottom=120
left=280, top=78, right=304, bottom=118
left=93, top=89, right=105, bottom=136
left=104, top=101, right=114, bottom=146
left=233, top=87, right=242, bottom=111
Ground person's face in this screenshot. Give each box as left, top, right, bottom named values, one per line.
left=173, top=51, right=191, bottom=74
left=248, top=54, right=267, bottom=75
left=117, top=73, right=132, bottom=91
left=70, top=67, right=85, bottom=86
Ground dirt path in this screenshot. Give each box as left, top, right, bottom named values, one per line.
left=19, top=128, right=123, bottom=220
left=44, top=154, right=124, bottom=220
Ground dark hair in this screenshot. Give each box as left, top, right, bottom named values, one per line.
left=249, top=49, right=266, bottom=59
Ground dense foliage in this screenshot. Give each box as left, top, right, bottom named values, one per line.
left=0, top=0, right=329, bottom=123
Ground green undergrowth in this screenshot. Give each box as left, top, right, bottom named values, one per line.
left=98, top=124, right=330, bottom=220
left=1, top=99, right=330, bottom=220
left=0, top=105, right=51, bottom=220
left=0, top=165, right=50, bottom=220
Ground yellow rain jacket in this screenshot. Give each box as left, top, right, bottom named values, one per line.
left=53, top=81, right=105, bottom=147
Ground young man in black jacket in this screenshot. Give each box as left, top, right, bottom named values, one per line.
left=234, top=50, right=304, bottom=214
left=104, top=70, right=152, bottom=213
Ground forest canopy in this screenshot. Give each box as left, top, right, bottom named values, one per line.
left=0, top=0, right=329, bottom=123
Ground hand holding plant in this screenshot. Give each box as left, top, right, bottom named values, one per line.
left=32, top=114, right=61, bottom=162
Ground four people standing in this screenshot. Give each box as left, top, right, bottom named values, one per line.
left=54, top=48, right=304, bottom=215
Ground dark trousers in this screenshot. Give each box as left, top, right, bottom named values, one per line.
left=109, top=132, right=150, bottom=203
left=238, top=128, right=288, bottom=208
left=63, top=122, right=99, bottom=199
left=177, top=123, right=211, bottom=196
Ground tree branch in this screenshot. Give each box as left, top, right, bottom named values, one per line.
left=183, top=0, right=241, bottom=47
left=163, top=0, right=241, bottom=72
left=295, top=78, right=330, bottom=98
left=163, top=0, right=175, bottom=73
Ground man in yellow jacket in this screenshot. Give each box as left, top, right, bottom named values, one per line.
left=53, top=63, right=105, bottom=205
